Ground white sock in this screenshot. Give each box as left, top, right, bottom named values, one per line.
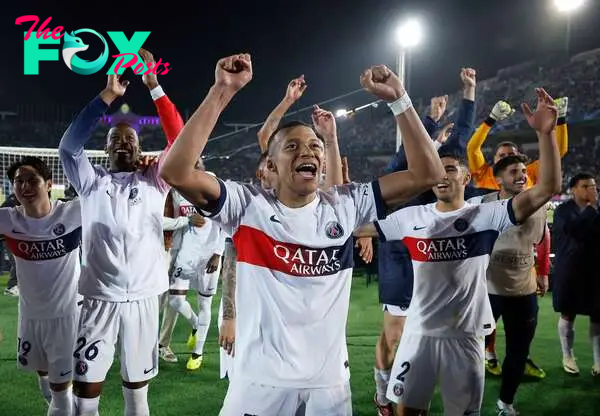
left=159, top=297, right=179, bottom=347
left=169, top=294, right=198, bottom=328
left=73, top=396, right=100, bottom=416
left=38, top=375, right=52, bottom=404
left=123, top=385, right=149, bottom=416
left=497, top=399, right=514, bottom=411
left=374, top=367, right=391, bottom=405
left=193, top=294, right=214, bottom=356
left=485, top=350, right=498, bottom=361
left=47, top=386, right=74, bottom=416
left=558, top=317, right=575, bottom=358
left=590, top=322, right=600, bottom=367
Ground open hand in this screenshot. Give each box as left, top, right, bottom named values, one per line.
left=139, top=48, right=158, bottom=90
left=215, top=53, right=252, bottom=92
left=522, top=88, right=558, bottom=135
left=355, top=237, right=373, bottom=263
left=360, top=65, right=405, bottom=102
left=100, top=74, right=129, bottom=105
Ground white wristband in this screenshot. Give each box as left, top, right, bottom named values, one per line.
left=150, top=85, right=165, bottom=101
left=387, top=94, right=413, bottom=116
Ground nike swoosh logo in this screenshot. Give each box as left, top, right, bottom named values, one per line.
left=269, top=215, right=281, bottom=224
left=106, top=190, right=112, bottom=198
left=413, top=226, right=426, bottom=230
left=59, top=370, right=72, bottom=377
left=143, top=367, right=155, bottom=374
left=12, top=229, right=24, bottom=234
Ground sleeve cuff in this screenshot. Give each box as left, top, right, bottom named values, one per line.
left=197, top=178, right=227, bottom=218
left=150, top=85, right=165, bottom=101
left=506, top=198, right=518, bottom=225
left=557, top=116, right=566, bottom=125
left=484, top=116, right=497, bottom=127
left=433, top=141, right=443, bottom=150
left=374, top=221, right=387, bottom=242
left=371, top=180, right=387, bottom=220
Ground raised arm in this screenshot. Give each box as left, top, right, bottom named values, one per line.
left=360, top=65, right=445, bottom=208
left=512, top=89, right=562, bottom=223
left=160, top=54, right=252, bottom=209
left=438, top=68, right=476, bottom=157
left=312, top=105, right=343, bottom=188
left=58, top=75, right=128, bottom=195
left=139, top=48, right=184, bottom=147
left=257, top=75, right=306, bottom=152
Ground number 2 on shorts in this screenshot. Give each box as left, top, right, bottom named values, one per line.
left=396, top=361, right=411, bottom=382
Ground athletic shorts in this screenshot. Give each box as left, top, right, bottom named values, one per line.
left=387, top=332, right=485, bottom=414
left=377, top=241, right=413, bottom=308
left=219, top=379, right=352, bottom=416
left=382, top=304, right=409, bottom=317
left=170, top=255, right=221, bottom=296
left=73, top=296, right=159, bottom=383
left=17, top=311, right=79, bottom=383
left=218, top=299, right=234, bottom=380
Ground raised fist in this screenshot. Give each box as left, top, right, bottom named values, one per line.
left=360, top=65, right=405, bottom=102
left=286, top=75, right=307, bottom=102
left=460, top=68, right=476, bottom=88
left=215, top=53, right=253, bottom=92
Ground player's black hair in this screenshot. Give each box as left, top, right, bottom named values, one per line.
left=7, top=156, right=52, bottom=182
left=492, top=154, right=529, bottom=177
left=568, top=172, right=596, bottom=190
left=266, top=120, right=324, bottom=155
left=438, top=151, right=468, bottom=170
left=495, top=141, right=519, bottom=152
left=257, top=151, right=268, bottom=167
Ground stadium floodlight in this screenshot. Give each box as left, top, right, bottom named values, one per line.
left=395, top=19, right=423, bottom=49
left=554, top=0, right=585, bottom=13
left=335, top=109, right=348, bottom=118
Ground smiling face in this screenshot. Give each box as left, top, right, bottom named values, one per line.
left=267, top=124, right=325, bottom=198
left=106, top=123, right=140, bottom=171
left=432, top=156, right=471, bottom=203
left=12, top=166, right=51, bottom=207
left=496, top=162, right=528, bottom=196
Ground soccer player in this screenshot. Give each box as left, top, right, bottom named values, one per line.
left=358, top=88, right=561, bottom=415
left=552, top=172, right=600, bottom=376
left=0, top=156, right=82, bottom=416
left=168, top=164, right=226, bottom=371
left=58, top=48, right=183, bottom=415
left=218, top=237, right=237, bottom=380
left=468, top=154, right=548, bottom=415
left=160, top=54, right=445, bottom=415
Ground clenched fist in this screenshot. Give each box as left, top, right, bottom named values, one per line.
left=360, top=65, right=405, bottom=102
left=215, top=53, right=253, bottom=92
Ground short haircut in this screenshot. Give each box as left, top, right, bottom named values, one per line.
left=568, top=172, right=596, bottom=189
left=266, top=120, right=323, bottom=155
left=495, top=141, right=519, bottom=152
left=438, top=151, right=468, bottom=170
left=492, top=154, right=528, bottom=177
left=257, top=151, right=268, bottom=167
left=7, top=156, right=52, bottom=182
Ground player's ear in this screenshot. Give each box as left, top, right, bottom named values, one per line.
left=461, top=167, right=471, bottom=186
left=266, top=157, right=277, bottom=173
left=495, top=176, right=502, bottom=187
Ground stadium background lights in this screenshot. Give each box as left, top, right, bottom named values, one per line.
left=554, top=0, right=585, bottom=13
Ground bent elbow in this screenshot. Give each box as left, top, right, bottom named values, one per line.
left=159, top=164, right=183, bottom=187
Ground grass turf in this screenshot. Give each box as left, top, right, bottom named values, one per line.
left=0, top=274, right=598, bottom=415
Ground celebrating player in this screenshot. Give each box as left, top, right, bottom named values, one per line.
left=58, top=48, right=183, bottom=415
left=159, top=54, right=445, bottom=415
left=0, top=157, right=82, bottom=416
left=468, top=154, right=549, bottom=415
left=358, top=88, right=561, bottom=415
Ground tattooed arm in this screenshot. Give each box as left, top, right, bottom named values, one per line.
left=219, top=238, right=237, bottom=355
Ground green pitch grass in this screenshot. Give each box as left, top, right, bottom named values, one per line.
left=0, top=274, right=598, bottom=415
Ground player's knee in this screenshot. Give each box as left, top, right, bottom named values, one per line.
left=73, top=381, right=102, bottom=399
left=50, top=381, right=72, bottom=392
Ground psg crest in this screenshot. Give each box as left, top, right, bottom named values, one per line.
left=75, top=360, right=88, bottom=376
left=453, top=218, right=469, bottom=232
left=393, top=383, right=404, bottom=397
left=53, top=223, right=65, bottom=236
left=325, top=221, right=344, bottom=239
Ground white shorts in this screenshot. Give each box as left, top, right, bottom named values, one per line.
left=219, top=380, right=352, bottom=416
left=169, top=256, right=221, bottom=295
left=387, top=332, right=485, bottom=414
left=382, top=304, right=409, bottom=317
left=218, top=300, right=234, bottom=380
left=73, top=296, right=159, bottom=383
left=18, top=311, right=79, bottom=383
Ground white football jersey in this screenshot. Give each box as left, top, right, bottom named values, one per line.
left=0, top=200, right=82, bottom=319
left=204, top=179, right=385, bottom=388
left=375, top=199, right=516, bottom=337
left=171, top=190, right=225, bottom=268
left=61, top=152, right=170, bottom=302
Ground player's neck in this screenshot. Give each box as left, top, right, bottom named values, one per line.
left=498, top=189, right=513, bottom=200
left=435, top=198, right=466, bottom=212
left=23, top=199, right=52, bottom=219
left=275, top=187, right=317, bottom=208
left=109, top=161, right=136, bottom=173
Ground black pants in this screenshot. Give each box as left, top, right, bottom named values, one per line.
left=485, top=293, right=538, bottom=404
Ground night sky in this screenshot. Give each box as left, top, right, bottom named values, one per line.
left=2, top=0, right=599, bottom=128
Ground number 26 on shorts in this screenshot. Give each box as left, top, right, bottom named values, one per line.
left=73, top=336, right=100, bottom=361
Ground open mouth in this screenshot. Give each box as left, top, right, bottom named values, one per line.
left=514, top=180, right=526, bottom=186
left=295, top=162, right=318, bottom=179
left=436, top=183, right=449, bottom=190
left=115, top=148, right=131, bottom=154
